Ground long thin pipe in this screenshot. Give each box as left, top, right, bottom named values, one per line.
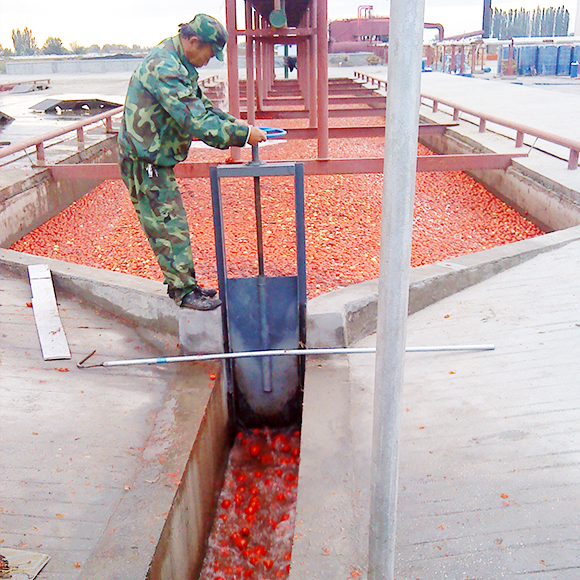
left=77, top=344, right=494, bottom=369
left=368, top=0, right=426, bottom=578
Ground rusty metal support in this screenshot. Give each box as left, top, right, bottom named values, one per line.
left=46, top=153, right=524, bottom=181
left=226, top=0, right=241, bottom=162
left=316, top=0, right=329, bottom=159
left=245, top=0, right=256, bottom=126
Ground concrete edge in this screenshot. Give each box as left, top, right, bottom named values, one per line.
left=3, top=225, right=580, bottom=353
left=306, top=224, right=580, bottom=347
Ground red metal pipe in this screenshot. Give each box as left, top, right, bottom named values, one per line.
left=226, top=0, right=241, bottom=162
left=46, top=153, right=525, bottom=181
left=245, top=0, right=256, bottom=125
left=316, top=0, right=329, bottom=159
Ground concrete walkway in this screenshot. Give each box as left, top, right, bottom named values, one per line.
left=0, top=267, right=225, bottom=579
left=294, top=236, right=580, bottom=580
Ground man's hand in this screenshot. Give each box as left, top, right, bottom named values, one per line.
left=247, top=125, right=267, bottom=146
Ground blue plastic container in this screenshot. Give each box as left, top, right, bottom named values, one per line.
left=536, top=45, right=558, bottom=75
left=557, top=45, right=573, bottom=75
left=517, top=45, right=538, bottom=76
left=571, top=62, right=579, bottom=78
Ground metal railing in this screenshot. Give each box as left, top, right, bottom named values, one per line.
left=354, top=70, right=580, bottom=170
left=0, top=106, right=123, bottom=166
left=0, top=74, right=222, bottom=168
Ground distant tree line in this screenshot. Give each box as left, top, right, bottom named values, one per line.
left=490, top=6, right=570, bottom=39
left=0, top=28, right=148, bottom=56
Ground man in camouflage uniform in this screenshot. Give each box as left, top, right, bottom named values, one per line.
left=118, top=14, right=266, bottom=310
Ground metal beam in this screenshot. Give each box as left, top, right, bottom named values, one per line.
left=46, top=152, right=524, bottom=181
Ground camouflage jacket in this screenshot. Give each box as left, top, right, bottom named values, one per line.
left=118, top=35, right=249, bottom=166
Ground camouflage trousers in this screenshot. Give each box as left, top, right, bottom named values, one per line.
left=119, top=157, right=198, bottom=305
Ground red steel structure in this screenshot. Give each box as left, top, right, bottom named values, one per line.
left=3, top=0, right=566, bottom=176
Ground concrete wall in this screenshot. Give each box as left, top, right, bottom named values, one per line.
left=4, top=58, right=141, bottom=75
left=0, top=137, right=118, bottom=248
left=147, top=375, right=231, bottom=580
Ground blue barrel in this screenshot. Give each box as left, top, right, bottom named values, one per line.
left=517, top=45, right=538, bottom=75
left=537, top=45, right=558, bottom=75
left=572, top=62, right=579, bottom=78
left=557, top=45, right=572, bottom=75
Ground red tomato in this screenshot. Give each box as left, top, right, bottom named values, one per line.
left=263, top=559, right=274, bottom=570
left=240, top=526, right=250, bottom=536
left=222, top=499, right=232, bottom=509
left=276, top=493, right=286, bottom=502
left=249, top=445, right=261, bottom=457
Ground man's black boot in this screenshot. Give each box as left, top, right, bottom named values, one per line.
left=181, top=287, right=222, bottom=311
left=197, top=286, right=217, bottom=297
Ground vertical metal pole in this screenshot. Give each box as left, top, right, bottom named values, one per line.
left=245, top=0, right=256, bottom=126
left=252, top=145, right=265, bottom=276
left=367, top=0, right=425, bottom=578
left=308, top=6, right=318, bottom=127
left=316, top=0, right=329, bottom=159
left=226, top=0, right=241, bottom=161
left=256, top=16, right=264, bottom=111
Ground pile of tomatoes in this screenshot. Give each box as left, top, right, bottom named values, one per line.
left=10, top=135, right=543, bottom=299
left=199, top=428, right=301, bottom=580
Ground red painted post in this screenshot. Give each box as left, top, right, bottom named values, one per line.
left=515, top=131, right=524, bottom=148
left=451, top=45, right=456, bottom=73
left=308, top=5, right=317, bottom=127
left=506, top=41, right=515, bottom=76
left=226, top=0, right=241, bottom=161
left=256, top=15, right=264, bottom=111
left=316, top=0, right=329, bottom=159
left=479, top=118, right=486, bottom=132
left=569, top=149, right=579, bottom=170
left=245, top=0, right=256, bottom=125
left=36, top=142, right=45, bottom=165
left=76, top=127, right=84, bottom=143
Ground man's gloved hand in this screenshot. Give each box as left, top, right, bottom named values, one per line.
left=247, top=125, right=267, bottom=146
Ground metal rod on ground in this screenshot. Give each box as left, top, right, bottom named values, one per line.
left=77, top=345, right=494, bottom=369
left=368, top=0, right=426, bottom=578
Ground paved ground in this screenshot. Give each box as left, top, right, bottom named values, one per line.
left=296, top=237, right=580, bottom=580
left=0, top=267, right=219, bottom=579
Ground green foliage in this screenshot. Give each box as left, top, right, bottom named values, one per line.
left=12, top=27, right=38, bottom=55
left=70, top=41, right=86, bottom=55
left=0, top=43, right=14, bottom=56
left=491, top=6, right=570, bottom=39
left=42, top=37, right=68, bottom=55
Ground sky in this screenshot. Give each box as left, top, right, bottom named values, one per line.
left=0, top=0, right=578, bottom=51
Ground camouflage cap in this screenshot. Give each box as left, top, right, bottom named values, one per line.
left=188, top=14, right=228, bottom=61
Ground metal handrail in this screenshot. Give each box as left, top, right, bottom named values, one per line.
left=354, top=70, right=579, bottom=170
left=0, top=106, right=124, bottom=165
left=0, top=73, right=222, bottom=167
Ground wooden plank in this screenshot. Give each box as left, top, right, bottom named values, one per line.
left=28, top=264, right=71, bottom=360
